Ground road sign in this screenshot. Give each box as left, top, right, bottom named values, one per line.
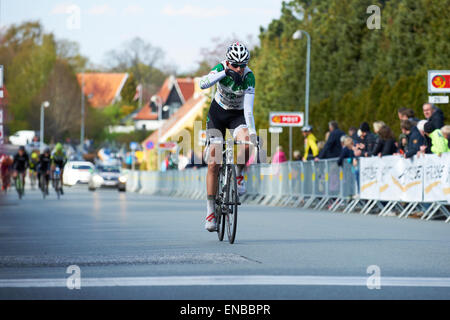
left=159, top=142, right=177, bottom=150
left=130, top=141, right=139, bottom=150
left=145, top=140, right=154, bottom=150
left=269, top=127, right=283, bottom=133
left=429, top=96, right=449, bottom=104
left=428, top=70, right=450, bottom=93
left=269, top=112, right=304, bottom=127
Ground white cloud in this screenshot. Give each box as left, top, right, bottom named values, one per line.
left=87, top=4, right=116, bottom=16
left=162, top=4, right=230, bottom=18
left=124, top=4, right=145, bottom=16
left=50, top=3, right=72, bottom=15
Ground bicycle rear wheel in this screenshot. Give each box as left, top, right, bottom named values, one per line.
left=224, top=165, right=238, bottom=244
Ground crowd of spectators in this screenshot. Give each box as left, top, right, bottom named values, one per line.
left=300, top=102, right=448, bottom=168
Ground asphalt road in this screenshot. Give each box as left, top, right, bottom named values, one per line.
left=0, top=185, right=449, bottom=300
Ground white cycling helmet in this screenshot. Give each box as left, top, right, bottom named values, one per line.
left=226, top=42, right=250, bottom=65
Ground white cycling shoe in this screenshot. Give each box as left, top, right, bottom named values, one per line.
left=237, top=175, right=246, bottom=196
left=205, top=213, right=217, bottom=232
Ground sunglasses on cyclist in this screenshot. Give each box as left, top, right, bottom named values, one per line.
left=231, top=63, right=247, bottom=69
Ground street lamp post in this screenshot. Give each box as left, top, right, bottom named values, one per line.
left=293, top=29, right=311, bottom=127
left=151, top=95, right=163, bottom=171
left=40, top=101, right=50, bottom=152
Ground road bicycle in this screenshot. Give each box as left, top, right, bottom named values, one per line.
left=14, top=172, right=25, bottom=199
left=40, top=171, right=50, bottom=199
left=53, top=167, right=62, bottom=200
left=210, top=137, right=258, bottom=244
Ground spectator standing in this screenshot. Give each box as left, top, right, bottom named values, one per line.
left=401, top=120, right=426, bottom=158
left=370, top=125, right=397, bottom=156
left=337, top=136, right=355, bottom=167
left=316, top=121, right=344, bottom=160
left=441, top=125, right=450, bottom=149
left=348, top=127, right=359, bottom=144
left=423, top=103, right=445, bottom=131
left=422, top=122, right=449, bottom=155
left=272, top=146, right=287, bottom=164
left=398, top=107, right=419, bottom=125
left=301, top=125, right=319, bottom=161
left=417, top=120, right=432, bottom=154
left=357, top=122, right=376, bottom=157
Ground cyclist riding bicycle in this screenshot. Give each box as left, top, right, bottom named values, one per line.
left=12, top=146, right=29, bottom=193
left=1, top=153, right=13, bottom=192
left=38, top=148, right=52, bottom=194
left=51, top=143, right=67, bottom=194
left=29, top=150, right=39, bottom=186
left=199, top=42, right=257, bottom=232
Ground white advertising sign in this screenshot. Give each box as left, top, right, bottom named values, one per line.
left=360, top=155, right=424, bottom=202
left=423, top=153, right=450, bottom=202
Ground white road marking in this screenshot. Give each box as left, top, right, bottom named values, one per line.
left=1, top=275, right=450, bottom=288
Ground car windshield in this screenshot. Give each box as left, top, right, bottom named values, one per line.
left=72, top=165, right=92, bottom=170
left=98, top=166, right=120, bottom=173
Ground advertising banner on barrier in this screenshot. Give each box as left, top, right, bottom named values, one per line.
left=360, top=155, right=424, bottom=201
left=423, top=153, right=450, bottom=202
left=360, top=157, right=379, bottom=199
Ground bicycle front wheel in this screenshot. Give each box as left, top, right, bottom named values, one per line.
left=216, top=166, right=225, bottom=241
left=224, top=165, right=238, bottom=244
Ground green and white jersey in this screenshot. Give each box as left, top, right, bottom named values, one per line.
left=209, top=61, right=255, bottom=110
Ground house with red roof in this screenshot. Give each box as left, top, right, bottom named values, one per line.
left=76, top=73, right=129, bottom=108
left=132, top=75, right=195, bottom=131
left=140, top=78, right=211, bottom=170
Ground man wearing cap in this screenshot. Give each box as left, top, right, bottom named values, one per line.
left=302, top=125, right=319, bottom=161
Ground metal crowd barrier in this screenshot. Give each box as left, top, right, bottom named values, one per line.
left=128, top=157, right=449, bottom=223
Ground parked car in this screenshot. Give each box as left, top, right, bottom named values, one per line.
left=9, top=131, right=37, bottom=146
left=63, top=161, right=95, bottom=186
left=88, top=164, right=126, bottom=192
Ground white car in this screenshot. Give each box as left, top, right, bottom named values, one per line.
left=63, top=161, right=95, bottom=186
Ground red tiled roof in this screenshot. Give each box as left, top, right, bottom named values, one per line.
left=177, top=78, right=195, bottom=102
left=143, top=95, right=205, bottom=146
left=76, top=73, right=128, bottom=108
left=155, top=77, right=195, bottom=104
left=133, top=103, right=158, bottom=121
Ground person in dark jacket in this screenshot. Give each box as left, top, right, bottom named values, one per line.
left=338, top=136, right=355, bottom=166
left=370, top=125, right=397, bottom=156
left=316, top=121, right=345, bottom=160
left=400, top=120, right=426, bottom=158
left=357, top=122, right=376, bottom=157
left=423, top=103, right=445, bottom=131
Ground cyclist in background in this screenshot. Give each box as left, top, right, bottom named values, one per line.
left=199, top=42, right=257, bottom=232
left=29, top=150, right=39, bottom=189
left=1, top=153, right=13, bottom=192
left=38, top=148, right=52, bottom=195
left=12, top=146, right=29, bottom=193
left=51, top=143, right=67, bottom=194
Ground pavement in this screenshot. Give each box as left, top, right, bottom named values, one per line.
left=0, top=185, right=449, bottom=300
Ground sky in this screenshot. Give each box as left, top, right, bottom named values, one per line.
left=0, top=0, right=283, bottom=73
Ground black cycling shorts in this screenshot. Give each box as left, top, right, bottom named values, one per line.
left=206, top=99, right=247, bottom=141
